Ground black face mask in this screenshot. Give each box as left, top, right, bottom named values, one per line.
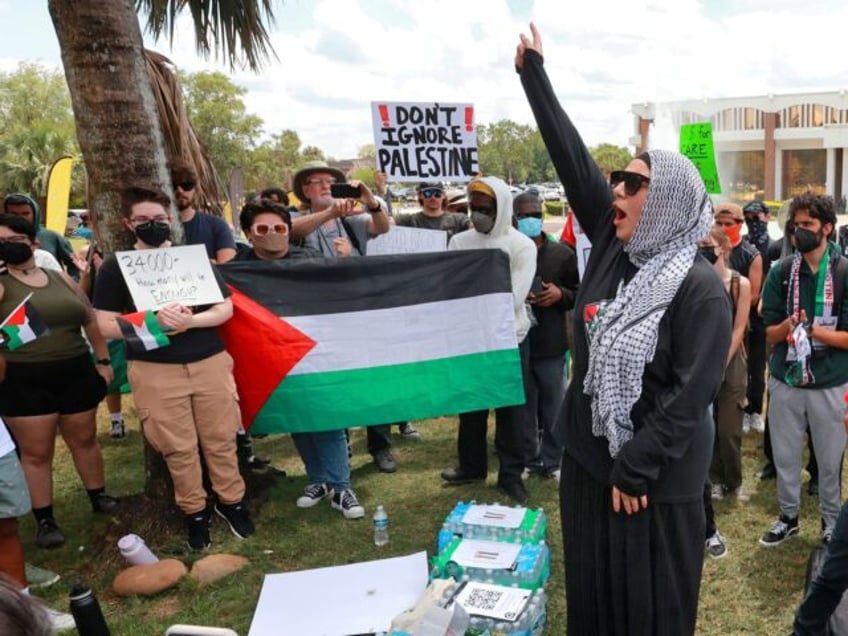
left=0, top=242, right=33, bottom=265
left=794, top=227, right=823, bottom=254
left=134, top=221, right=171, bottom=247
left=698, top=246, right=719, bottom=265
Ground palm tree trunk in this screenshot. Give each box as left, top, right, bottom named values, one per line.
left=48, top=0, right=173, bottom=253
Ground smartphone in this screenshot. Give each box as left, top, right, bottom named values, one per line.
left=530, top=275, right=544, bottom=294
left=330, top=183, right=361, bottom=199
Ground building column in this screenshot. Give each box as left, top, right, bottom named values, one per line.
left=841, top=149, right=848, bottom=205
left=763, top=113, right=777, bottom=200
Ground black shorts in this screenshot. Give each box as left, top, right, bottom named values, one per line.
left=0, top=354, right=107, bottom=417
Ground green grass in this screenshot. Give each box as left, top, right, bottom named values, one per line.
left=26, top=402, right=831, bottom=634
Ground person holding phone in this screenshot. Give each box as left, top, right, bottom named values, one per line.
left=515, top=191, right=579, bottom=481
left=517, top=23, right=731, bottom=634
left=289, top=160, right=390, bottom=258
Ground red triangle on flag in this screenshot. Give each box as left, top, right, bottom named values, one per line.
left=219, top=286, right=316, bottom=429
left=121, top=310, right=148, bottom=328
left=5, top=303, right=26, bottom=327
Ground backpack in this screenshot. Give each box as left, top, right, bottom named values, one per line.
left=779, top=253, right=848, bottom=316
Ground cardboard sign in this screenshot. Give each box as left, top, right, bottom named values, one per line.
left=116, top=244, right=223, bottom=311
left=366, top=225, right=447, bottom=255
left=372, top=101, right=479, bottom=182
left=679, top=122, right=721, bottom=194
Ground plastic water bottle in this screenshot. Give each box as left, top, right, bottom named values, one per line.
left=117, top=533, right=158, bottom=566
left=69, top=584, right=110, bottom=636
left=373, top=505, right=389, bottom=546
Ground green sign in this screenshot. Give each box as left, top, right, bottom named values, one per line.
left=679, top=122, right=721, bottom=194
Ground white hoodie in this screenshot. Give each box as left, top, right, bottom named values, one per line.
left=449, top=176, right=536, bottom=342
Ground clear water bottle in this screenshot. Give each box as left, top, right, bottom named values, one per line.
left=373, top=505, right=389, bottom=546
left=69, top=583, right=110, bottom=636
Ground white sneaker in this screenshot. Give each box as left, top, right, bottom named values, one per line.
left=551, top=469, right=561, bottom=483
left=710, top=483, right=725, bottom=500
left=43, top=606, right=76, bottom=631
left=750, top=413, right=765, bottom=433
left=742, top=413, right=752, bottom=434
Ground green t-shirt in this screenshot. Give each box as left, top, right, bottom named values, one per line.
left=394, top=211, right=471, bottom=240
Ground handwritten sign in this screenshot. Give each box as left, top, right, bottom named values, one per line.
left=366, top=226, right=447, bottom=255
left=679, top=122, right=721, bottom=194
left=116, top=244, right=223, bottom=311
left=372, top=101, right=479, bottom=182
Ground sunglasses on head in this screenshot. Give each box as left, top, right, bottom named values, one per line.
left=252, top=223, right=287, bottom=236
left=610, top=170, right=650, bottom=196
left=421, top=189, right=443, bottom=199
left=174, top=181, right=196, bottom=192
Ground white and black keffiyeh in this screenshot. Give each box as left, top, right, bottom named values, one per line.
left=583, top=150, right=713, bottom=458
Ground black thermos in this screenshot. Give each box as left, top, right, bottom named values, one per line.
left=68, top=583, right=111, bottom=636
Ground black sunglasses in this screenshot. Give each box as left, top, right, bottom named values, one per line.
left=174, top=181, right=196, bottom=192
left=610, top=170, right=650, bottom=196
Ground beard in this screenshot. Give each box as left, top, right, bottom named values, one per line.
left=176, top=193, right=193, bottom=211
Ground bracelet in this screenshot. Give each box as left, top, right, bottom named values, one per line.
left=96, top=358, right=111, bottom=366
left=367, top=202, right=382, bottom=213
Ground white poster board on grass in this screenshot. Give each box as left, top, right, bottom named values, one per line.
left=116, top=244, right=223, bottom=311
left=248, top=551, right=429, bottom=636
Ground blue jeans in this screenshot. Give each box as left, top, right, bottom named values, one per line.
left=291, top=430, right=350, bottom=492
left=525, top=354, right=566, bottom=473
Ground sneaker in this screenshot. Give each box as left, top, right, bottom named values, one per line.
left=331, top=489, right=365, bottom=519
left=497, top=479, right=529, bottom=504
left=750, top=413, right=765, bottom=433
left=705, top=530, right=728, bottom=559
left=441, top=467, right=486, bottom=484
left=372, top=448, right=397, bottom=473
left=42, top=606, right=75, bottom=632
left=186, top=509, right=212, bottom=550
left=742, top=413, right=752, bottom=434
left=710, top=483, right=725, bottom=500
left=25, top=563, right=60, bottom=589
left=110, top=419, right=125, bottom=439
left=91, top=492, right=119, bottom=513
left=296, top=483, right=334, bottom=508
left=35, top=518, right=65, bottom=549
left=549, top=469, right=561, bottom=483
left=760, top=515, right=799, bottom=547
left=729, top=486, right=750, bottom=502
left=215, top=502, right=255, bottom=539
left=398, top=422, right=421, bottom=440
left=757, top=463, right=777, bottom=480
left=822, top=527, right=834, bottom=546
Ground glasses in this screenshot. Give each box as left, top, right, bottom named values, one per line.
left=421, top=189, right=443, bottom=199
left=174, top=182, right=195, bottom=192
left=610, top=170, right=650, bottom=196
left=305, top=177, right=337, bottom=187
left=252, top=223, right=287, bottom=236
left=0, top=235, right=28, bottom=244
left=131, top=216, right=169, bottom=225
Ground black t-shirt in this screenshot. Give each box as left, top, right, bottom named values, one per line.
left=183, top=212, right=236, bottom=259
left=520, top=49, right=731, bottom=502
left=92, top=254, right=229, bottom=364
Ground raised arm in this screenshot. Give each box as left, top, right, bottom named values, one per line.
left=516, top=23, right=613, bottom=242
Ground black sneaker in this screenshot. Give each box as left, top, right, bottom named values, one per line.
left=331, top=489, right=365, bottom=519
left=186, top=509, right=212, bottom=551
left=497, top=479, right=529, bottom=504
left=296, top=483, right=334, bottom=508
left=110, top=420, right=125, bottom=439
left=35, top=518, right=65, bottom=549
left=441, top=467, right=486, bottom=484
left=759, top=515, right=799, bottom=547
left=214, top=502, right=255, bottom=539
left=757, top=463, right=777, bottom=480
left=91, top=493, right=119, bottom=514
left=705, top=531, right=728, bottom=559
left=372, top=449, right=397, bottom=473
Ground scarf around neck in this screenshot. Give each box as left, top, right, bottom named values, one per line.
left=583, top=150, right=713, bottom=458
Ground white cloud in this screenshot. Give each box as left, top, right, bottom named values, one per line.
left=5, top=0, right=848, bottom=165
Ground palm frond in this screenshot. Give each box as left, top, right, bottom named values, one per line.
left=137, top=0, right=277, bottom=71
left=144, top=49, right=226, bottom=214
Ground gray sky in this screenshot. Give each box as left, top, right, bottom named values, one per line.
left=2, top=0, right=847, bottom=159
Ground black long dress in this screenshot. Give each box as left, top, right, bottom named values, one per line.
left=519, top=49, right=732, bottom=635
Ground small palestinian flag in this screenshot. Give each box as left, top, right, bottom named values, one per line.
left=0, top=293, right=49, bottom=351
left=116, top=310, right=170, bottom=352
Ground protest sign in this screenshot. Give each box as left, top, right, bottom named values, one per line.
left=679, top=122, right=721, bottom=194
left=372, top=101, right=479, bottom=182
left=116, top=244, right=223, bottom=311
left=367, top=225, right=447, bottom=255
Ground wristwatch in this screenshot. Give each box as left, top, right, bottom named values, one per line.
left=367, top=202, right=382, bottom=213
left=96, top=358, right=111, bottom=366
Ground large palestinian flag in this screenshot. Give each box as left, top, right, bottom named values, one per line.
left=218, top=249, right=525, bottom=434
